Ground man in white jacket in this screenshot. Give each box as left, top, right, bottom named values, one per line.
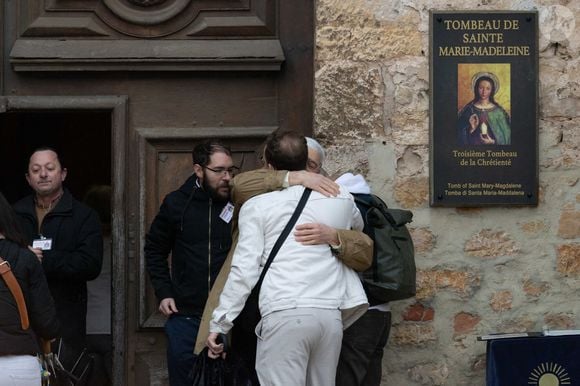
left=207, top=130, right=367, bottom=386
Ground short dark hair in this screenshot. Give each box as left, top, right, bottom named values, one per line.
left=192, top=139, right=232, bottom=167
left=27, top=146, right=65, bottom=171
left=264, top=129, right=307, bottom=171
left=0, top=191, right=28, bottom=247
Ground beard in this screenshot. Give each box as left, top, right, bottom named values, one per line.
left=202, top=177, right=230, bottom=202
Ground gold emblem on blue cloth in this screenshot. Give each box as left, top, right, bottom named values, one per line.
left=528, top=362, right=571, bottom=385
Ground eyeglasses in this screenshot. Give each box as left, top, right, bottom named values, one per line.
left=307, top=159, right=321, bottom=173
left=203, top=166, right=240, bottom=177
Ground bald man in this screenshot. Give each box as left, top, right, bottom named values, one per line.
left=14, top=147, right=103, bottom=362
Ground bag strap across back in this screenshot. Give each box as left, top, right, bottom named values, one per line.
left=254, top=188, right=312, bottom=293
left=0, top=256, right=30, bottom=330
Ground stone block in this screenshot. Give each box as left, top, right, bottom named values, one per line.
left=544, top=313, right=575, bottom=330
left=558, top=210, right=580, bottom=239
left=522, top=278, right=551, bottom=298
left=315, top=62, right=384, bottom=140
left=539, top=117, right=580, bottom=169
left=393, top=176, right=429, bottom=208
left=409, top=362, right=449, bottom=386
left=556, top=243, right=580, bottom=275
left=540, top=60, right=580, bottom=118
left=520, top=220, right=548, bottom=235
left=453, top=312, right=481, bottom=336
left=317, top=25, right=421, bottom=61
left=464, top=229, right=520, bottom=258
left=317, top=0, right=378, bottom=27
left=410, top=227, right=436, bottom=255
left=391, top=112, right=429, bottom=145
left=489, top=290, right=513, bottom=312
left=396, top=147, right=426, bottom=177
left=391, top=323, right=436, bottom=346
left=403, top=302, right=435, bottom=322
left=416, top=268, right=481, bottom=300
left=322, top=144, right=369, bottom=178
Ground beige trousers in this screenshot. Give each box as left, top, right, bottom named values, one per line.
left=255, top=308, right=343, bottom=386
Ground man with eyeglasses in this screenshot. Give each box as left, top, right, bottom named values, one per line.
left=144, top=139, right=237, bottom=386
left=306, top=136, right=325, bottom=174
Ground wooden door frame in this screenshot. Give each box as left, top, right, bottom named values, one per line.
left=0, top=95, right=128, bottom=385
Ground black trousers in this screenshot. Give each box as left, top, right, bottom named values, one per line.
left=86, top=334, right=112, bottom=386
left=336, top=310, right=392, bottom=386
left=230, top=322, right=260, bottom=385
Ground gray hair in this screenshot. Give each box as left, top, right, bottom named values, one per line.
left=305, top=137, right=325, bottom=166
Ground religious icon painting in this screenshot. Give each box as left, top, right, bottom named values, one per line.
left=457, top=63, right=512, bottom=146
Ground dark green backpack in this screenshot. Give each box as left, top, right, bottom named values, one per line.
left=354, top=194, right=416, bottom=303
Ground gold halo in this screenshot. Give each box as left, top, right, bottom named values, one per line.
left=471, top=72, right=500, bottom=94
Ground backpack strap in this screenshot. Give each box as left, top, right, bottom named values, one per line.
left=355, top=195, right=413, bottom=228
left=354, top=194, right=399, bottom=228
left=0, top=256, right=30, bottom=330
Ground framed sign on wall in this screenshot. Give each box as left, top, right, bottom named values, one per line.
left=429, top=11, right=538, bottom=207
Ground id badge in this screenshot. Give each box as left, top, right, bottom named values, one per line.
left=219, top=202, right=234, bottom=223
left=32, top=238, right=53, bottom=251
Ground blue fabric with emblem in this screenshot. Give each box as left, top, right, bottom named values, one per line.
left=486, top=335, right=580, bottom=386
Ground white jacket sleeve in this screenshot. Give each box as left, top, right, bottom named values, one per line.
left=210, top=200, right=265, bottom=334
left=350, top=194, right=364, bottom=231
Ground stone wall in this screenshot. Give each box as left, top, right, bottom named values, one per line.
left=315, top=1, right=579, bottom=385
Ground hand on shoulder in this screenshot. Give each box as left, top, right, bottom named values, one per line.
left=289, top=171, right=339, bottom=197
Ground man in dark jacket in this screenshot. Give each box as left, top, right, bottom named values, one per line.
left=145, top=139, right=235, bottom=386
left=13, top=147, right=103, bottom=363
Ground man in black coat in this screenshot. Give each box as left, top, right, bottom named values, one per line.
left=13, top=147, right=103, bottom=360
left=145, top=139, right=235, bottom=386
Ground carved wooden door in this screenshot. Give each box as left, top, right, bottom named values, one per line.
left=2, top=1, right=314, bottom=384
